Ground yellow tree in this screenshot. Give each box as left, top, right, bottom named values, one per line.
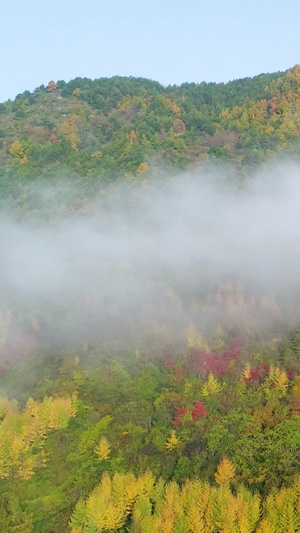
left=60, top=114, right=80, bottom=151
left=242, top=362, right=252, bottom=380
left=9, top=140, right=29, bottom=164
left=202, top=373, right=221, bottom=397
left=215, top=457, right=236, bottom=485
left=165, top=430, right=179, bottom=451
left=270, top=366, right=289, bottom=395
left=136, top=162, right=149, bottom=174
left=91, top=150, right=102, bottom=159
left=256, top=519, right=276, bottom=533
left=95, top=437, right=111, bottom=461
left=186, top=325, right=209, bottom=351
left=0, top=394, right=77, bottom=480
left=129, top=130, right=136, bottom=144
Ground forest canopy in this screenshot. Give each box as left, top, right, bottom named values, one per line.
left=1, top=65, right=300, bottom=193
left=2, top=66, right=300, bottom=532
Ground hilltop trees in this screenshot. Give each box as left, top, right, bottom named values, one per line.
left=2, top=66, right=300, bottom=189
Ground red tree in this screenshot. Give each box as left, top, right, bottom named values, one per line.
left=191, top=401, right=208, bottom=422
left=172, top=407, right=187, bottom=426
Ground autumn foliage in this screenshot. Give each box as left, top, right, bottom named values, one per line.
left=4, top=66, right=300, bottom=185
left=188, top=340, right=241, bottom=378
left=2, top=66, right=300, bottom=531
left=70, top=471, right=300, bottom=532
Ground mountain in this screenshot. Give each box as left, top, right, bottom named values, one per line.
left=2, top=67, right=300, bottom=532
left=1, top=65, right=300, bottom=189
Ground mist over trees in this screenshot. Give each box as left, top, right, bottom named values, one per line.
left=2, top=67, right=300, bottom=532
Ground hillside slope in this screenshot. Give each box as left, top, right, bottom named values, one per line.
left=2, top=67, right=300, bottom=532
left=2, top=66, right=300, bottom=189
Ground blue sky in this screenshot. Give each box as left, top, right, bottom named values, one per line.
left=1, top=0, right=300, bottom=102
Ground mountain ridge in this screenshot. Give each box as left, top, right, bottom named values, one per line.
left=1, top=65, right=300, bottom=190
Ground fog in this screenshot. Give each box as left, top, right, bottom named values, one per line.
left=1, top=161, right=300, bottom=355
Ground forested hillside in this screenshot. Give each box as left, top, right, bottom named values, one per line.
left=1, top=65, right=300, bottom=189
left=2, top=329, right=300, bottom=532
left=2, top=67, right=300, bottom=532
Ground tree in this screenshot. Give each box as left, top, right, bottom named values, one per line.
left=136, top=162, right=149, bottom=174
left=166, top=430, right=179, bottom=450
left=202, top=373, right=221, bottom=397
left=60, top=114, right=80, bottom=151
left=215, top=457, right=235, bottom=485
left=47, top=80, right=56, bottom=92
left=172, top=407, right=187, bottom=427
left=9, top=140, right=30, bottom=164
left=95, top=437, right=111, bottom=461
left=191, top=401, right=208, bottom=422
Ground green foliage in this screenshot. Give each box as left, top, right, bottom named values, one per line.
left=208, top=146, right=231, bottom=160
left=2, top=66, right=300, bottom=201
left=0, top=331, right=299, bottom=530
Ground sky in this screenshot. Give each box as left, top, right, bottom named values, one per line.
left=1, top=0, right=300, bottom=102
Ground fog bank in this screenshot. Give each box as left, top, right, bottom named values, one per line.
left=1, top=162, right=300, bottom=353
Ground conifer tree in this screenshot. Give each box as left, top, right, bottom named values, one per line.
left=215, top=457, right=236, bottom=485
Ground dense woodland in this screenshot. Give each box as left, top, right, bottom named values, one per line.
left=2, top=65, right=300, bottom=205
left=2, top=329, right=300, bottom=532
left=1, top=67, right=300, bottom=532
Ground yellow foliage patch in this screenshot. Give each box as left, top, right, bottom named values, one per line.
left=165, top=430, right=179, bottom=450
left=60, top=114, right=80, bottom=151
left=136, top=162, right=149, bottom=174
left=95, top=437, right=111, bottom=461
left=215, top=457, right=236, bottom=485
left=91, top=150, right=102, bottom=159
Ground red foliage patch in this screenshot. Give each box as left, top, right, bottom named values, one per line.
left=172, top=406, right=187, bottom=426
left=188, top=339, right=242, bottom=378
left=165, top=357, right=176, bottom=370
left=188, top=348, right=207, bottom=375
left=203, top=353, right=228, bottom=378
left=243, top=362, right=270, bottom=385
left=191, top=401, right=209, bottom=422
left=224, top=340, right=242, bottom=363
